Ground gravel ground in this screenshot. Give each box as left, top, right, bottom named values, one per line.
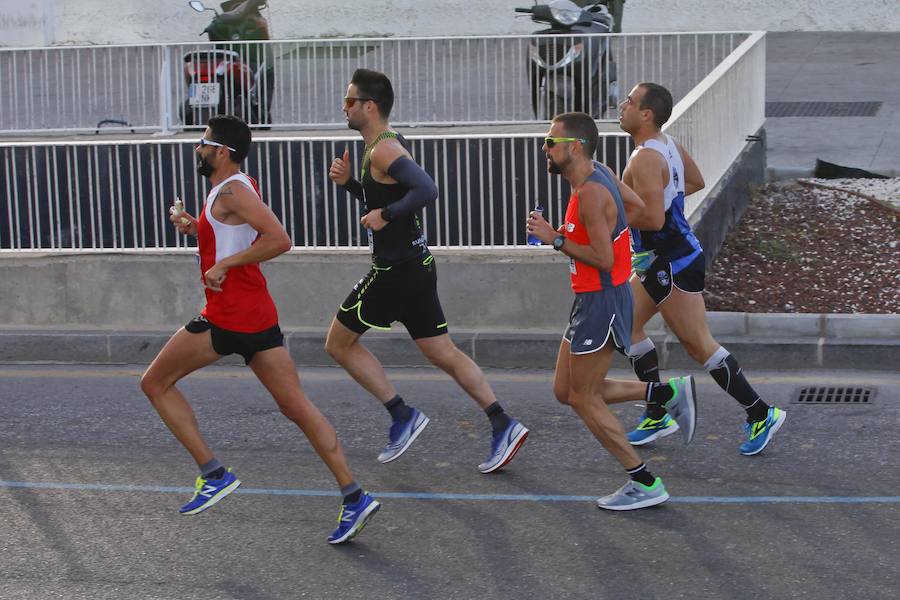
left=704, top=180, right=900, bottom=314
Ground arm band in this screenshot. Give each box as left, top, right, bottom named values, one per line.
left=341, top=178, right=364, bottom=200
left=383, top=156, right=438, bottom=218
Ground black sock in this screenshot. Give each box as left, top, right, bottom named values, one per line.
left=645, top=382, right=672, bottom=420
left=626, top=463, right=656, bottom=487
left=484, top=402, right=512, bottom=435
left=384, top=395, right=413, bottom=422
left=205, top=467, right=226, bottom=481
left=341, top=482, right=362, bottom=505
left=705, top=348, right=770, bottom=423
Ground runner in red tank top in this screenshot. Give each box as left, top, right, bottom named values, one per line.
left=526, top=112, right=699, bottom=511
left=140, top=115, right=379, bottom=544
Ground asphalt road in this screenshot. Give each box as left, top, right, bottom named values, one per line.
left=1, top=364, right=898, bottom=599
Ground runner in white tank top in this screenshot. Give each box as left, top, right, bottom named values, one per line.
left=619, top=83, right=786, bottom=456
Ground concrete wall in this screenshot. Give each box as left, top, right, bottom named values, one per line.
left=3, top=0, right=898, bottom=47
left=0, top=249, right=574, bottom=331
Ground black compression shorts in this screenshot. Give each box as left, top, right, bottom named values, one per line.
left=336, top=253, right=448, bottom=339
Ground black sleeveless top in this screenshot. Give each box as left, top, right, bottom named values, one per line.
left=361, top=132, right=429, bottom=266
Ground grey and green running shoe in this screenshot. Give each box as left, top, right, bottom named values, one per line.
left=627, top=413, right=680, bottom=446
left=596, top=477, right=670, bottom=511
left=664, top=376, right=698, bottom=445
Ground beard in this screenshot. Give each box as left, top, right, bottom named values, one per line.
left=197, top=156, right=215, bottom=178
left=547, top=157, right=563, bottom=175
left=346, top=115, right=363, bottom=132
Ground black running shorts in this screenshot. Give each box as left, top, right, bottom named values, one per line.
left=336, top=253, right=448, bottom=339
left=635, top=252, right=706, bottom=305
left=185, top=315, right=284, bottom=365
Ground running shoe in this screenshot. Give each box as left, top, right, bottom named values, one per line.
left=596, top=478, right=670, bottom=511
left=740, top=406, right=786, bottom=456
left=179, top=468, right=241, bottom=515
left=627, top=412, right=680, bottom=446
left=664, top=376, right=698, bottom=445
left=377, top=407, right=429, bottom=464
left=478, top=419, right=529, bottom=474
left=327, top=492, right=381, bottom=544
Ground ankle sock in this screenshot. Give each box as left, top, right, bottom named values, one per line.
left=626, top=463, right=656, bottom=487
left=384, top=395, right=413, bottom=422
left=484, top=402, right=512, bottom=434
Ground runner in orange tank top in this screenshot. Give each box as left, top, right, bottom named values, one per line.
left=526, top=112, right=699, bottom=510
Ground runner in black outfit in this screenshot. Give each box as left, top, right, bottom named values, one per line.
left=325, top=68, right=529, bottom=473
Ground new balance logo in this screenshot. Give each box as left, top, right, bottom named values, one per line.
left=200, top=485, right=217, bottom=498
left=584, top=339, right=593, bottom=345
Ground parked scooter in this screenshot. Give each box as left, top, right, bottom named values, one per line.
left=515, top=1, right=619, bottom=119
left=181, top=0, right=274, bottom=128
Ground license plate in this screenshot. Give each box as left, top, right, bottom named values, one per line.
left=188, top=83, right=220, bottom=107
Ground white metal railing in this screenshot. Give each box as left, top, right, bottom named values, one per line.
left=0, top=31, right=765, bottom=251
left=0, top=32, right=747, bottom=134
left=0, top=133, right=632, bottom=251
left=665, top=31, right=766, bottom=218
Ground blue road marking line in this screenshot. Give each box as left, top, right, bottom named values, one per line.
left=1, top=480, right=898, bottom=504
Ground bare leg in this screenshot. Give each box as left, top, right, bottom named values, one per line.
left=140, top=328, right=223, bottom=466
left=554, top=339, right=644, bottom=469
left=658, top=287, right=720, bottom=364
left=249, top=347, right=354, bottom=487
left=324, top=317, right=397, bottom=404
left=630, top=275, right=661, bottom=346
left=414, top=334, right=496, bottom=410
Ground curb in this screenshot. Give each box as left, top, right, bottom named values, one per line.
left=1, top=312, right=897, bottom=371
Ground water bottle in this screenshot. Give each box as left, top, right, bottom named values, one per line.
left=527, top=204, right=544, bottom=246
left=170, top=196, right=189, bottom=225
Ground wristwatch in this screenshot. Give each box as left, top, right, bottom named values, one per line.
left=380, top=206, right=394, bottom=222
left=552, top=235, right=566, bottom=251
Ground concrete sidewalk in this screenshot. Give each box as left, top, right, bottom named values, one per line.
left=2, top=310, right=897, bottom=370
left=766, top=32, right=900, bottom=178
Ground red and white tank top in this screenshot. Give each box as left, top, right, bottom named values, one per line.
left=563, top=167, right=632, bottom=293
left=197, top=172, right=278, bottom=333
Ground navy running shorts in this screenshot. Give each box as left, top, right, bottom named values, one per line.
left=563, top=285, right=633, bottom=355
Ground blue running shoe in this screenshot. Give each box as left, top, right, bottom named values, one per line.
left=179, top=468, right=241, bottom=515
left=478, top=419, right=529, bottom=474
left=740, top=407, right=786, bottom=456
left=327, top=492, right=381, bottom=544
left=627, top=413, right=680, bottom=446
left=377, top=407, right=429, bottom=464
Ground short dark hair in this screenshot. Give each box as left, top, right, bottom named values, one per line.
left=350, top=68, right=394, bottom=119
left=207, top=114, right=251, bottom=163
left=552, top=112, right=599, bottom=157
left=637, top=82, right=673, bottom=129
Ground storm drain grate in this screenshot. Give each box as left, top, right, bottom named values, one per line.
left=766, top=102, right=882, bottom=117
left=795, top=386, right=874, bottom=404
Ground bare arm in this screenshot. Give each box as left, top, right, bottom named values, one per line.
left=203, top=182, right=291, bottom=291
left=598, top=162, right=645, bottom=227
left=623, top=150, right=667, bottom=230
left=676, top=141, right=705, bottom=196
left=526, top=183, right=615, bottom=271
